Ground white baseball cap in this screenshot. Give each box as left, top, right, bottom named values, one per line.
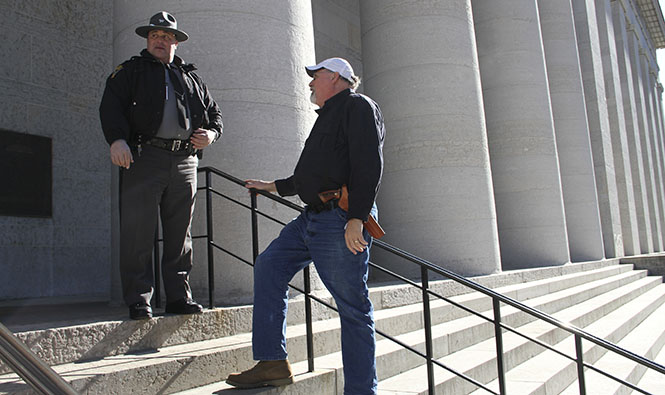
left=305, top=57, right=355, bottom=81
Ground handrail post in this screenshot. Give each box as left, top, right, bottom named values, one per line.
left=153, top=221, right=161, bottom=308
left=575, top=334, right=586, bottom=395
left=492, top=298, right=507, bottom=395
left=304, top=265, right=314, bottom=372
left=206, top=170, right=215, bottom=309
left=250, top=191, right=259, bottom=262
left=420, top=266, right=435, bottom=394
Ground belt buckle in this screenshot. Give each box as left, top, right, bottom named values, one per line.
left=171, top=140, right=182, bottom=151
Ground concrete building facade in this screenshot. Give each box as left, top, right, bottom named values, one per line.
left=1, top=0, right=664, bottom=306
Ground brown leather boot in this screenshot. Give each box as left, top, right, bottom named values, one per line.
left=225, top=360, right=294, bottom=388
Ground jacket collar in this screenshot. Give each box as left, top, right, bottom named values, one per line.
left=316, top=88, right=352, bottom=114
left=139, top=49, right=197, bottom=71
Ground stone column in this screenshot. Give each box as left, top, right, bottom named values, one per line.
left=644, top=61, right=665, bottom=250
left=360, top=0, right=501, bottom=277
left=472, top=0, right=570, bottom=269
left=628, top=30, right=657, bottom=252
left=572, top=0, right=624, bottom=258
left=612, top=1, right=653, bottom=253
left=538, top=0, right=605, bottom=261
left=112, top=0, right=318, bottom=304
left=594, top=0, right=641, bottom=256
left=651, top=79, right=665, bottom=250
left=657, top=82, right=665, bottom=249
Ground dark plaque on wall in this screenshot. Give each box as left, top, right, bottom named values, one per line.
left=0, top=130, right=52, bottom=217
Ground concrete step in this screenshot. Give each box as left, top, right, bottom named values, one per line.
left=0, top=310, right=414, bottom=394
left=402, top=267, right=652, bottom=371
left=0, top=261, right=626, bottom=375
left=173, top=359, right=339, bottom=394
left=0, top=261, right=660, bottom=395
left=559, top=294, right=665, bottom=394
left=204, top=265, right=658, bottom=395
left=468, top=282, right=665, bottom=395
left=287, top=264, right=654, bottom=383
left=165, top=268, right=663, bottom=393
left=633, top=333, right=665, bottom=394
left=374, top=263, right=641, bottom=347
left=379, top=276, right=664, bottom=394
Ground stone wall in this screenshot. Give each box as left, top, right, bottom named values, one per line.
left=0, top=0, right=113, bottom=301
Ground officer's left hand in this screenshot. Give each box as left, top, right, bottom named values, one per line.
left=345, top=218, right=368, bottom=254
left=190, top=128, right=216, bottom=149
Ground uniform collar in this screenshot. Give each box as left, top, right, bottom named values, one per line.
left=139, top=49, right=196, bottom=71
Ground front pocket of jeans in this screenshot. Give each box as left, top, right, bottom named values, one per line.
left=334, top=207, right=348, bottom=222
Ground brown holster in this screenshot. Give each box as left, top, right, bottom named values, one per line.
left=318, top=185, right=385, bottom=239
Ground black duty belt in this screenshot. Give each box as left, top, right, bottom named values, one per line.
left=143, top=137, right=195, bottom=153
left=307, top=199, right=339, bottom=213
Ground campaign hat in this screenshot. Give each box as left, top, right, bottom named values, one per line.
left=135, top=11, right=189, bottom=42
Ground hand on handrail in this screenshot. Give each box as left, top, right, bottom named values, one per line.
left=244, top=179, right=277, bottom=193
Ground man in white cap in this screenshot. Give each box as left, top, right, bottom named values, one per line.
left=99, top=11, right=223, bottom=320
left=226, top=57, right=384, bottom=394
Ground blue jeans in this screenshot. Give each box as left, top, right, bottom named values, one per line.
left=252, top=205, right=378, bottom=395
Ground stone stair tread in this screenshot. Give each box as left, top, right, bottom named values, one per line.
left=495, top=263, right=634, bottom=302
left=178, top=333, right=431, bottom=394
left=172, top=346, right=361, bottom=394
left=372, top=267, right=648, bottom=379
left=0, top=262, right=629, bottom=377
left=173, top=264, right=648, bottom=377
left=558, top=291, right=665, bottom=394
left=172, top=359, right=339, bottom=394
left=0, top=310, right=349, bottom=394
left=369, top=261, right=616, bottom=311
left=538, top=275, right=661, bottom=327
left=468, top=282, right=665, bottom=394
left=0, top=318, right=334, bottom=393
left=513, top=269, right=647, bottom=315
left=428, top=272, right=658, bottom=359
left=0, top=294, right=445, bottom=390
left=3, top=261, right=624, bottom=337
left=374, top=263, right=635, bottom=335
left=0, top=261, right=660, bottom=395
left=380, top=276, right=663, bottom=394
left=0, top=332, right=252, bottom=384
left=452, top=268, right=648, bottom=333
left=484, top=267, right=643, bottom=322
left=0, top=267, right=623, bottom=394
left=634, top=335, right=665, bottom=394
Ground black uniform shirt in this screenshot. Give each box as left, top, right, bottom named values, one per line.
left=275, top=89, right=385, bottom=221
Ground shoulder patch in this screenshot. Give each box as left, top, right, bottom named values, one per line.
left=110, top=64, right=124, bottom=79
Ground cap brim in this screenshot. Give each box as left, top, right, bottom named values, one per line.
left=305, top=67, right=319, bottom=77
left=307, top=62, right=332, bottom=77
left=135, top=25, right=189, bottom=42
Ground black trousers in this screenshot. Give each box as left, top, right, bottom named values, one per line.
left=119, top=145, right=198, bottom=307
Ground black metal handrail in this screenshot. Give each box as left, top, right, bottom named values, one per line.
left=0, top=322, right=78, bottom=395
left=155, top=165, right=665, bottom=394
